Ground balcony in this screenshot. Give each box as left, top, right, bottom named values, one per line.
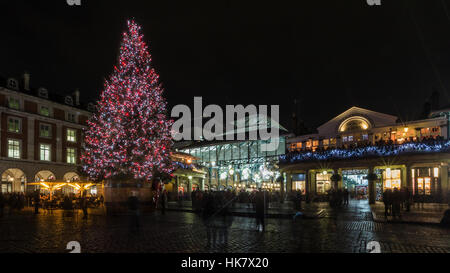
left=280, top=139, right=450, bottom=164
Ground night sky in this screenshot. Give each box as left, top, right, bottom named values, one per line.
left=1, top=0, right=450, bottom=131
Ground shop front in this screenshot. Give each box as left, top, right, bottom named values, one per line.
left=291, top=173, right=306, bottom=195
left=412, top=167, right=441, bottom=202
left=315, top=171, right=333, bottom=195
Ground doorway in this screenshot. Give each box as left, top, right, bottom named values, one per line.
left=342, top=169, right=369, bottom=200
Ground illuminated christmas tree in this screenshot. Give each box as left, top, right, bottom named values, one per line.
left=82, top=20, right=174, bottom=182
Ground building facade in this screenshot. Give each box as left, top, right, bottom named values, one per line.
left=0, top=73, right=94, bottom=194
left=178, top=138, right=287, bottom=192
left=281, top=107, right=450, bottom=203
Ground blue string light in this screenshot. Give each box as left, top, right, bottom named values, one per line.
left=280, top=140, right=450, bottom=164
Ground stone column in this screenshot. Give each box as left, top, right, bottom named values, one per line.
left=286, top=172, right=292, bottom=195
left=56, top=123, right=62, bottom=163
left=441, top=164, right=449, bottom=203
left=368, top=166, right=376, bottom=205
left=406, top=164, right=413, bottom=190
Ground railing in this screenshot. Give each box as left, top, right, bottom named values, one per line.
left=280, top=140, right=450, bottom=164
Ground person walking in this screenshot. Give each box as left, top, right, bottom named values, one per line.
left=128, top=193, right=140, bottom=232
left=80, top=193, right=88, bottom=220
left=202, top=192, right=217, bottom=248
left=392, top=188, right=401, bottom=218
left=33, top=191, right=40, bottom=215
left=255, top=190, right=266, bottom=232
left=383, top=189, right=391, bottom=217
left=344, top=188, right=350, bottom=206
left=161, top=189, right=167, bottom=215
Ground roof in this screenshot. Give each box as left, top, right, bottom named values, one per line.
left=0, top=72, right=94, bottom=113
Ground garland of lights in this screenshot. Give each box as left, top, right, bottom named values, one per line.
left=281, top=140, right=450, bottom=164
left=81, top=20, right=174, bottom=181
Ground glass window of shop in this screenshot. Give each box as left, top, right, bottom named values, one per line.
left=412, top=167, right=439, bottom=196
left=382, top=168, right=401, bottom=190
left=292, top=174, right=306, bottom=194
left=316, top=172, right=332, bottom=194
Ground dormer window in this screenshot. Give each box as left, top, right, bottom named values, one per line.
left=38, top=88, right=48, bottom=99
left=87, top=103, right=95, bottom=112
left=65, top=96, right=74, bottom=106
left=7, top=78, right=19, bottom=90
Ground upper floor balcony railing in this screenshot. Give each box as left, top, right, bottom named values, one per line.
left=280, top=138, right=450, bottom=164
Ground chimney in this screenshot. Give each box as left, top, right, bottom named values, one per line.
left=73, top=89, right=80, bottom=106
left=23, top=71, right=30, bottom=91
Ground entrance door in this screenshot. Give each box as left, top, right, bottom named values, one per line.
left=343, top=169, right=369, bottom=199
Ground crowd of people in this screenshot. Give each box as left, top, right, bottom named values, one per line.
left=382, top=187, right=412, bottom=218
left=0, top=191, right=104, bottom=219
left=282, top=136, right=450, bottom=163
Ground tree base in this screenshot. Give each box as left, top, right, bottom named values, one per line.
left=104, top=180, right=154, bottom=215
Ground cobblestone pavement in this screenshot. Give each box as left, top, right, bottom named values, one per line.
left=0, top=200, right=449, bottom=253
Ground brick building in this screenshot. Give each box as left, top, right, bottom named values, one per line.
left=0, top=72, right=94, bottom=194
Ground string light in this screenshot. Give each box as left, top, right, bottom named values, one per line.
left=281, top=141, right=450, bottom=163
left=81, top=20, right=174, bottom=181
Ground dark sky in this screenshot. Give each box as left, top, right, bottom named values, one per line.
left=1, top=0, right=450, bottom=131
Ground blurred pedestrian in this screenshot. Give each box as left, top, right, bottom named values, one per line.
left=255, top=190, right=266, bottom=232
left=128, top=193, right=140, bottom=232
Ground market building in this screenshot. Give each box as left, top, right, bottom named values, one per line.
left=176, top=117, right=288, bottom=193
left=281, top=106, right=450, bottom=204
left=0, top=72, right=97, bottom=195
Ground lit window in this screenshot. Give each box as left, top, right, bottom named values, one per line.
left=343, top=136, right=348, bottom=142
left=8, top=98, right=20, bottom=110
left=67, top=129, right=77, bottom=142
left=67, top=148, right=76, bottom=164
left=40, top=144, right=51, bottom=161
left=8, top=140, right=21, bottom=159
left=363, top=134, right=369, bottom=141
left=40, top=106, right=50, bottom=117
left=40, top=124, right=52, bottom=138
left=348, top=135, right=354, bottom=142
left=8, top=118, right=21, bottom=133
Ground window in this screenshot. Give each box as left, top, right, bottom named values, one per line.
left=38, top=88, right=48, bottom=99
left=343, top=136, right=348, bottom=142
left=8, top=97, right=20, bottom=110
left=348, top=135, right=354, bottom=142
left=7, top=79, right=19, bottom=90
left=67, top=113, right=76, bottom=123
left=8, top=140, right=21, bottom=159
left=67, top=129, right=77, bottom=142
left=40, top=106, right=50, bottom=117
left=8, top=117, right=21, bottom=133
left=40, top=144, right=51, bottom=161
left=316, top=172, right=332, bottom=194
left=67, top=148, right=76, bottom=164
left=65, top=96, right=73, bottom=106
left=362, top=134, right=369, bottom=141
left=40, top=124, right=52, bottom=138
left=383, top=169, right=401, bottom=190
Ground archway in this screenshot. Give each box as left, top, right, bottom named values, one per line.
left=1, top=169, right=27, bottom=193
left=34, top=170, right=56, bottom=182
left=63, top=172, right=81, bottom=182
left=62, top=172, right=81, bottom=196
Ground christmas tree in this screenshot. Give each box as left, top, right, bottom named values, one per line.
left=82, top=20, right=174, bottom=182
